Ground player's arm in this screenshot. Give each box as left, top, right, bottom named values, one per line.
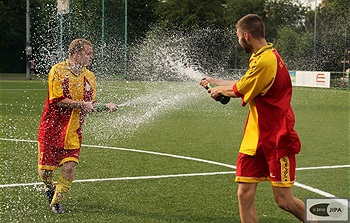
left=57, top=98, right=94, bottom=112
left=200, top=76, right=237, bottom=88
left=200, top=77, right=239, bottom=97
left=209, top=83, right=239, bottom=99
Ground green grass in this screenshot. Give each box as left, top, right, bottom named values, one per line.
left=0, top=80, right=349, bottom=222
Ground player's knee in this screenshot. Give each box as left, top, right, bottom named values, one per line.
left=38, top=169, right=48, bottom=177
left=277, top=201, right=289, bottom=212
left=38, top=169, right=53, bottom=182
left=237, top=185, right=255, bottom=203
left=274, top=195, right=292, bottom=212
left=38, top=168, right=44, bottom=176
left=61, top=161, right=77, bottom=178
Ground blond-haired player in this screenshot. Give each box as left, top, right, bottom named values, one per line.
left=38, top=38, right=117, bottom=213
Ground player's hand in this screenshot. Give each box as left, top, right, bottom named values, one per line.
left=82, top=101, right=94, bottom=113
left=208, top=85, right=223, bottom=101
left=200, top=77, right=211, bottom=90
left=105, top=103, right=118, bottom=112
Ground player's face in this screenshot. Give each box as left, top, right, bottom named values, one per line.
left=236, top=28, right=253, bottom=53
left=79, top=45, right=94, bottom=67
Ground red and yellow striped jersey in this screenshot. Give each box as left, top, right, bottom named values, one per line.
left=38, top=60, right=96, bottom=150
left=233, top=43, right=301, bottom=158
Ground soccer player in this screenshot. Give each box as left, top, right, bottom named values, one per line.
left=37, top=38, right=118, bottom=213
left=200, top=14, right=305, bottom=222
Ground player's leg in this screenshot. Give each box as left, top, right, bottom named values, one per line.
left=272, top=186, right=305, bottom=221
left=235, top=151, right=268, bottom=223
left=269, top=154, right=305, bottom=221
left=237, top=182, right=258, bottom=223
left=50, top=148, right=80, bottom=212
left=50, top=161, right=77, bottom=214
left=38, top=169, right=56, bottom=204
left=51, top=161, right=77, bottom=205
left=38, top=142, right=58, bottom=204
left=38, top=169, right=54, bottom=191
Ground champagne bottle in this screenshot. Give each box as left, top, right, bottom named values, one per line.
left=208, top=83, right=230, bottom=105
left=93, top=103, right=109, bottom=112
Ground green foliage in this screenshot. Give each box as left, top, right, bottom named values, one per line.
left=1, top=0, right=349, bottom=73
left=275, top=26, right=314, bottom=70
left=128, top=0, right=159, bottom=41
left=303, top=0, right=350, bottom=71
left=155, top=0, right=227, bottom=29
left=224, top=0, right=266, bottom=28
left=0, top=0, right=26, bottom=72
left=263, top=0, right=307, bottom=40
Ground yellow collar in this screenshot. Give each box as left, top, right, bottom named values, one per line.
left=254, top=43, right=274, bottom=56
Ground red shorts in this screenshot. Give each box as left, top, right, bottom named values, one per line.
left=235, top=149, right=296, bottom=187
left=38, top=142, right=80, bottom=170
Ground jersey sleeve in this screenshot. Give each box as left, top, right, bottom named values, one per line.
left=234, top=53, right=277, bottom=106
left=48, top=65, right=67, bottom=103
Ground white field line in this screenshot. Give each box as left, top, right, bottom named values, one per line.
left=85, top=143, right=237, bottom=169
left=0, top=172, right=236, bottom=188
left=294, top=182, right=349, bottom=206
left=1, top=138, right=349, bottom=199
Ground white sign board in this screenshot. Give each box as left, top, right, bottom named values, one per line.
left=295, top=71, right=330, bottom=88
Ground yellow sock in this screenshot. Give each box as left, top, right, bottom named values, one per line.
left=38, top=170, right=54, bottom=191
left=50, top=173, right=72, bottom=205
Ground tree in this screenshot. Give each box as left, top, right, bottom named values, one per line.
left=155, top=0, right=228, bottom=29
left=1, top=0, right=347, bottom=73
left=0, top=0, right=26, bottom=73
left=263, top=0, right=307, bottom=41
left=275, top=26, right=314, bottom=71
left=128, top=0, right=159, bottom=42
left=303, top=0, right=350, bottom=71
left=224, top=0, right=266, bottom=28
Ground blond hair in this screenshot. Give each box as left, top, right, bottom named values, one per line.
left=68, top=39, right=92, bottom=57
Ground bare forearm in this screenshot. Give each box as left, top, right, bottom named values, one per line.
left=221, top=85, right=239, bottom=98
left=206, top=77, right=238, bottom=86
left=57, top=98, right=92, bottom=110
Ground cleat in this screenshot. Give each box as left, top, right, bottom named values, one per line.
left=45, top=186, right=56, bottom=204
left=50, top=203, right=65, bottom=214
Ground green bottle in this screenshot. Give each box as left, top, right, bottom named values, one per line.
left=208, top=84, right=231, bottom=105
left=93, top=103, right=109, bottom=112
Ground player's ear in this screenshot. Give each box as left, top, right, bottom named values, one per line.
left=243, top=32, right=249, bottom=40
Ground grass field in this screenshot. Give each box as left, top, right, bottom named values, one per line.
left=0, top=79, right=349, bottom=222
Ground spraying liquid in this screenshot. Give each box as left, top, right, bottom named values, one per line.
left=116, top=102, right=130, bottom=107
